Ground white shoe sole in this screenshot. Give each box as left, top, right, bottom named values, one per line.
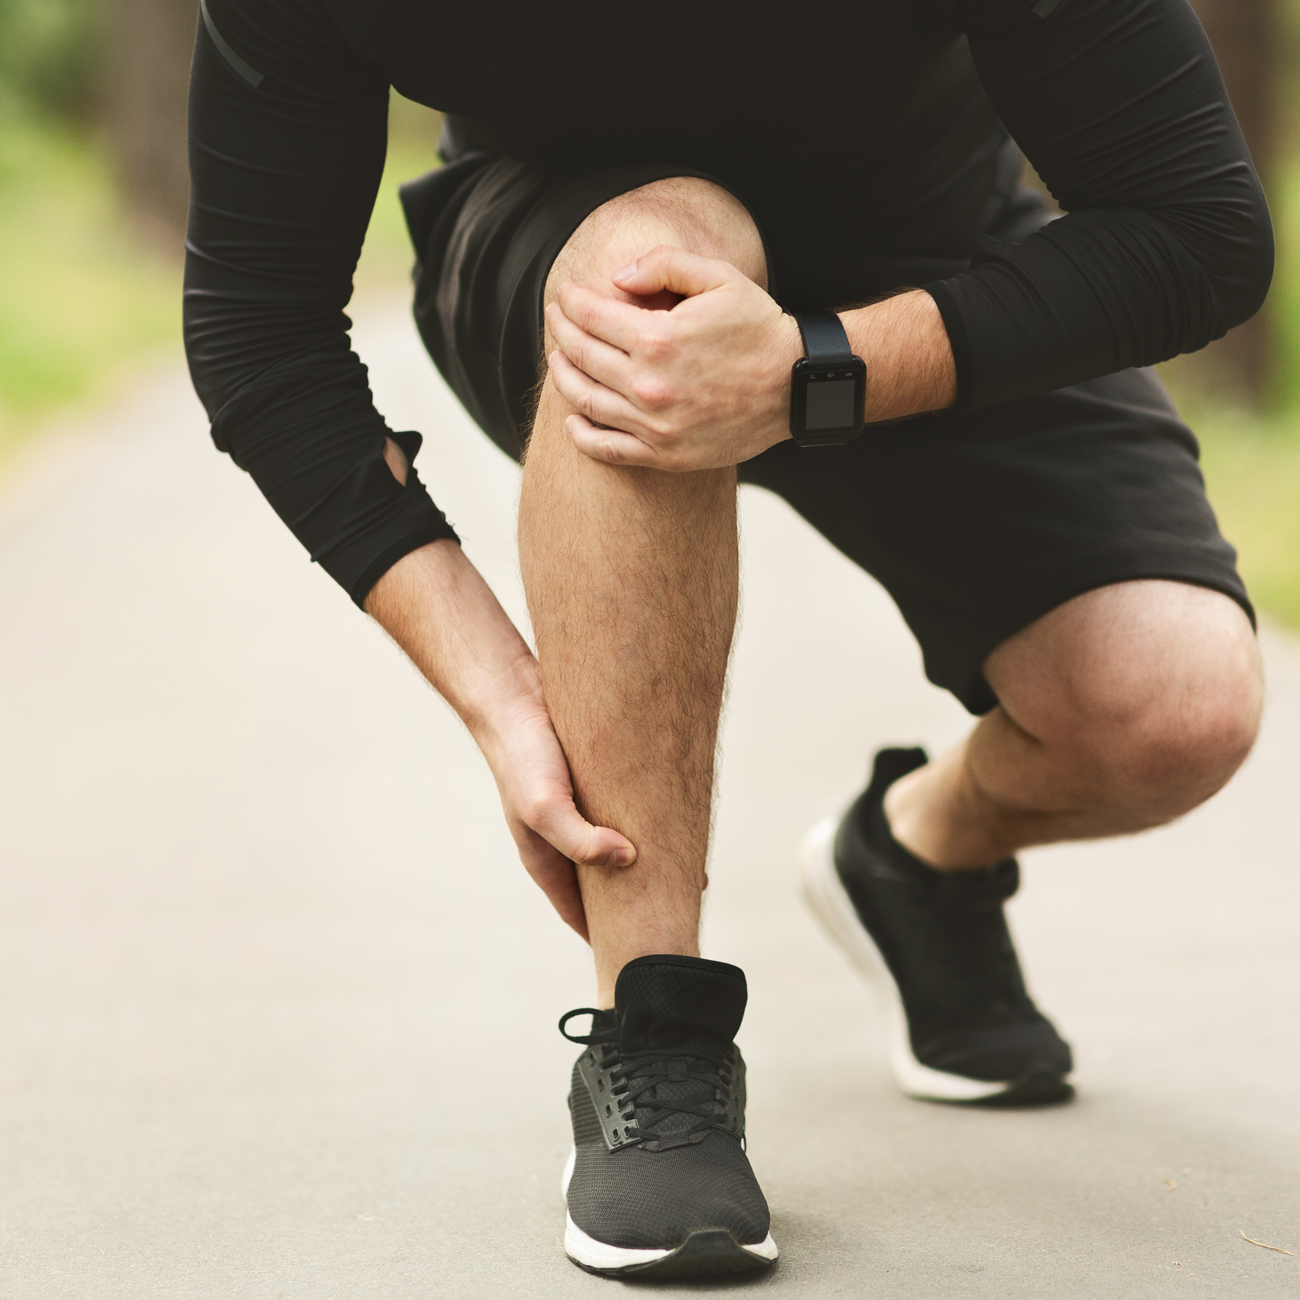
left=798, top=815, right=1017, bottom=1104
left=560, top=1146, right=778, bottom=1275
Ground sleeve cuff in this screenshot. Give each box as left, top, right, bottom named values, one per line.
left=290, top=429, right=461, bottom=605
left=921, top=281, right=975, bottom=419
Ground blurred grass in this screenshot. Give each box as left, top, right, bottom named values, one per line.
left=0, top=94, right=440, bottom=466
left=1194, top=408, right=1300, bottom=628
left=0, top=106, right=178, bottom=459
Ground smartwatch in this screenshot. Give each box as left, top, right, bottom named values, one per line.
left=789, top=312, right=867, bottom=446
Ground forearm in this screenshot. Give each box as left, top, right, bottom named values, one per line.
left=839, top=289, right=957, bottom=424
left=363, top=537, right=538, bottom=757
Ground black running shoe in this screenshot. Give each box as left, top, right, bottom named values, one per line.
left=559, top=955, right=777, bottom=1278
left=800, top=747, right=1073, bottom=1106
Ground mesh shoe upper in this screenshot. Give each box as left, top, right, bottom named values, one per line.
left=562, top=955, right=771, bottom=1251
left=835, top=747, right=1073, bottom=1083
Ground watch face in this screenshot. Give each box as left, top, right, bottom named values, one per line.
left=804, top=373, right=859, bottom=431
left=791, top=356, right=867, bottom=444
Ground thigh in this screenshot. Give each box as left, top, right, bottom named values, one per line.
left=737, top=367, right=1254, bottom=714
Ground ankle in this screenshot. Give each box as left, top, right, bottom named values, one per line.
left=594, top=941, right=702, bottom=1009
left=882, top=762, right=1005, bottom=872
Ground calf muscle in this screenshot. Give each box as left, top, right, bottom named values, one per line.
left=520, top=383, right=737, bottom=1003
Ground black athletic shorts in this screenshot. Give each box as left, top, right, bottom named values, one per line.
left=400, top=148, right=1253, bottom=716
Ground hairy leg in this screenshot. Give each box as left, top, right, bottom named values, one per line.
left=518, top=178, right=767, bottom=1004
left=885, top=580, right=1263, bottom=869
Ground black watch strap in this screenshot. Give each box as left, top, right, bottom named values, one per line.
left=789, top=312, right=866, bottom=446
left=794, top=311, right=854, bottom=362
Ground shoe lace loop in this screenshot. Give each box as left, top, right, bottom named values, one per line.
left=559, top=1008, right=617, bottom=1046
left=559, top=1008, right=735, bottom=1148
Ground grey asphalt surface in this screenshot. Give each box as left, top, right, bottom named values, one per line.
left=2, top=300, right=1297, bottom=1298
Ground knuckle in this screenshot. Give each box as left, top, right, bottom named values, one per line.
left=639, top=331, right=672, bottom=362
left=632, top=378, right=671, bottom=410
left=522, top=793, right=555, bottom=827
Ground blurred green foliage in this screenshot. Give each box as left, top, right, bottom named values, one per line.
left=0, top=0, right=105, bottom=120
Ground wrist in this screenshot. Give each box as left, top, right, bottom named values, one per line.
left=840, top=290, right=957, bottom=424
left=464, top=649, right=549, bottom=762
left=767, top=313, right=804, bottom=446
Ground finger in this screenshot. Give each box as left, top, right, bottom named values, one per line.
left=554, top=282, right=665, bottom=354
left=611, top=245, right=734, bottom=300
left=548, top=350, right=658, bottom=437
left=529, top=793, right=637, bottom=870
left=517, top=831, right=590, bottom=941
left=545, top=302, right=639, bottom=393
left=565, top=412, right=666, bottom=468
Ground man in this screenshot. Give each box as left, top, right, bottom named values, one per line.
left=184, top=0, right=1271, bottom=1279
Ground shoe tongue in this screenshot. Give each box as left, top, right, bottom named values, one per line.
left=614, top=955, right=747, bottom=1056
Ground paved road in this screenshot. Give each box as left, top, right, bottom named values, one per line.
left=2, top=301, right=1297, bottom=1298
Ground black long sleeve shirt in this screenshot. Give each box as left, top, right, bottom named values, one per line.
left=184, top=0, right=1273, bottom=605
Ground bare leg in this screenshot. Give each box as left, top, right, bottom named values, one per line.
left=885, top=580, right=1263, bottom=869
left=518, top=178, right=767, bottom=1005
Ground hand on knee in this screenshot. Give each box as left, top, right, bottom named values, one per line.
left=540, top=177, right=792, bottom=474
left=546, top=249, right=798, bottom=472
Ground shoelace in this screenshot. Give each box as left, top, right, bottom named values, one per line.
left=560, top=1008, right=733, bottom=1146
left=615, top=1048, right=733, bottom=1144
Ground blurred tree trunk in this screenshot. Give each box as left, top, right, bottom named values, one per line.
left=106, top=0, right=198, bottom=255
left=1189, top=0, right=1278, bottom=405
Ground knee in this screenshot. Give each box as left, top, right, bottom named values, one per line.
left=1070, top=638, right=1260, bottom=819
left=1100, top=654, right=1261, bottom=818
left=996, top=584, right=1263, bottom=822
left=545, top=177, right=767, bottom=312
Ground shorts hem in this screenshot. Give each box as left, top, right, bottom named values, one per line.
left=953, top=546, right=1255, bottom=715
